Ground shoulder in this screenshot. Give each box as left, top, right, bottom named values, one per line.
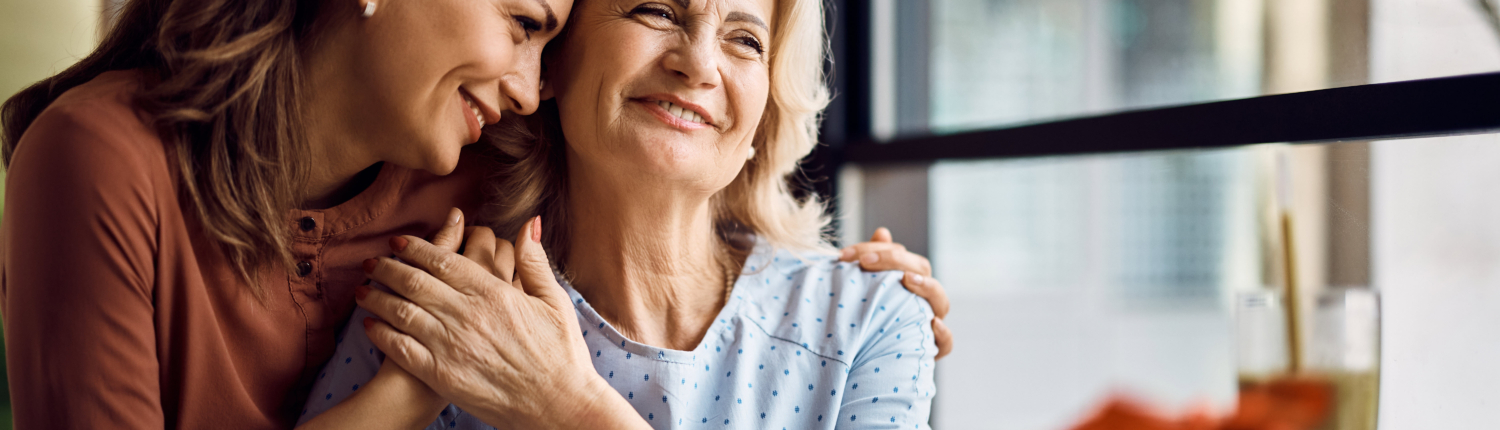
left=12, top=70, right=170, bottom=187
left=0, top=73, right=170, bottom=318
left=733, top=244, right=932, bottom=366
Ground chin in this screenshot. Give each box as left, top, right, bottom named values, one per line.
left=632, top=154, right=737, bottom=189
left=407, top=140, right=465, bottom=176
left=426, top=152, right=464, bottom=176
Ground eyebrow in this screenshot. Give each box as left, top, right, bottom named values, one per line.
left=673, top=0, right=690, bottom=8
left=726, top=11, right=767, bottom=30
left=533, top=0, right=559, bottom=31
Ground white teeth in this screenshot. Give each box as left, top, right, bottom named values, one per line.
left=463, top=95, right=484, bottom=125
left=654, top=100, right=707, bottom=124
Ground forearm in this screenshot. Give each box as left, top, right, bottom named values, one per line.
left=562, top=377, right=655, bottom=430
left=297, top=360, right=448, bottom=430
left=457, top=374, right=651, bottom=430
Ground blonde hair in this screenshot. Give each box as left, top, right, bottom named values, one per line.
left=480, top=0, right=834, bottom=267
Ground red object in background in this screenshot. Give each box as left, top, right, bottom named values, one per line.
left=1070, top=379, right=1332, bottom=430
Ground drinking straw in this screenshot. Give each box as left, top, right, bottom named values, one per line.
left=1278, top=151, right=1304, bottom=374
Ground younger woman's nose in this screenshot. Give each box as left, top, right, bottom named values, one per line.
left=499, top=72, right=541, bottom=115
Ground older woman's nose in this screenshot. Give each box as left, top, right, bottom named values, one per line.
left=662, top=36, right=723, bottom=89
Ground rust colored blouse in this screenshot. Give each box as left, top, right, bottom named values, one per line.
left=0, top=71, right=485, bottom=428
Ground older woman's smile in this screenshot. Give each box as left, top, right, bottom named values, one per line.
left=634, top=95, right=716, bottom=131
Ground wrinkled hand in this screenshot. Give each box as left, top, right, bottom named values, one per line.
left=838, top=227, right=954, bottom=359
left=356, top=209, right=646, bottom=429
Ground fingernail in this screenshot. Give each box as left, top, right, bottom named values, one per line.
left=449, top=208, right=463, bottom=225
left=531, top=216, right=542, bottom=242
left=389, top=236, right=409, bottom=252
left=860, top=253, right=879, bottom=264
left=362, top=317, right=375, bottom=330
left=840, top=248, right=854, bottom=260
left=906, top=272, right=924, bottom=286
left=355, top=285, right=370, bottom=300
left=363, top=258, right=377, bottom=273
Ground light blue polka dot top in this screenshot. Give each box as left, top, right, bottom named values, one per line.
left=300, top=237, right=937, bottom=429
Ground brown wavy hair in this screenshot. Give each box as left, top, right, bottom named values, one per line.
left=1, top=0, right=337, bottom=295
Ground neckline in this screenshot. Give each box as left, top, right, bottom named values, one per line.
left=562, top=238, right=776, bottom=364
left=288, top=162, right=409, bottom=239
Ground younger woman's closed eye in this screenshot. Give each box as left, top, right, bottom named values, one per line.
left=515, top=15, right=542, bottom=39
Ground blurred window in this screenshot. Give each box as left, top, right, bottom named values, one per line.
left=839, top=0, right=1500, bottom=428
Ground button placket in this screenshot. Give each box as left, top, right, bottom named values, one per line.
left=289, top=212, right=327, bottom=284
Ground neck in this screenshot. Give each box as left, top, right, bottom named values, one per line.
left=299, top=25, right=382, bottom=209
left=301, top=117, right=381, bottom=209
left=564, top=167, right=732, bottom=351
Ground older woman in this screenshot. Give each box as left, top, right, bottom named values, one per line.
left=299, top=0, right=939, bottom=428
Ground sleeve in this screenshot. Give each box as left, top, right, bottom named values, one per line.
left=835, top=275, right=939, bottom=430
left=1, top=104, right=166, bottom=428
left=298, top=300, right=389, bottom=425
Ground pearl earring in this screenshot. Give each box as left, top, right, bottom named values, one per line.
left=361, top=1, right=377, bottom=17
left=746, top=146, right=756, bottom=161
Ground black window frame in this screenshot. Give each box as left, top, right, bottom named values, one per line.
left=811, top=0, right=1500, bottom=215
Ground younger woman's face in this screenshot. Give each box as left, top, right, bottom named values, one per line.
left=348, top=0, right=572, bottom=175
left=549, top=0, right=775, bottom=193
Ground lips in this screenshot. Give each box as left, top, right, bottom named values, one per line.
left=458, top=90, right=483, bottom=143
left=461, top=93, right=484, bottom=126
left=653, top=100, right=706, bottom=124
left=636, top=95, right=716, bottom=131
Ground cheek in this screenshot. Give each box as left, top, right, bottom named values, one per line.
left=728, top=72, right=772, bottom=141
left=471, top=37, right=520, bottom=78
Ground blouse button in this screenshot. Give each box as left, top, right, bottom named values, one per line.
left=298, top=217, right=317, bottom=232
left=296, top=260, right=313, bottom=277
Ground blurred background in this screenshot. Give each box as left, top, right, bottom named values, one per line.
left=2, top=0, right=1499, bottom=429
left=831, top=0, right=1500, bottom=428
left=0, top=0, right=103, bottom=426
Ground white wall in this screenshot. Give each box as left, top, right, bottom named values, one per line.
left=0, top=0, right=100, bottom=212
left=0, top=0, right=99, bottom=104
left=1370, top=0, right=1500, bottom=428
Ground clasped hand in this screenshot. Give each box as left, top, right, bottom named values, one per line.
left=356, top=209, right=624, bottom=429
left=352, top=208, right=954, bottom=429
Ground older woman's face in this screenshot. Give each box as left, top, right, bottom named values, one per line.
left=550, top=0, right=774, bottom=190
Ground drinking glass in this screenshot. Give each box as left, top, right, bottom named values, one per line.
left=1308, top=288, right=1381, bottom=430
left=1235, top=290, right=1290, bottom=388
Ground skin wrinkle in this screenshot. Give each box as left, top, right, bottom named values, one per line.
left=550, top=0, right=774, bottom=352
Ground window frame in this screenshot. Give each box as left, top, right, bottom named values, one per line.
left=812, top=0, right=1499, bottom=250
left=813, top=0, right=1500, bottom=183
